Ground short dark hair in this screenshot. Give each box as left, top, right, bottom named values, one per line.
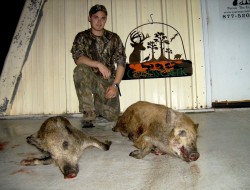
left=89, top=4, right=107, bottom=16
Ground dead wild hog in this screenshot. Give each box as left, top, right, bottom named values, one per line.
left=20, top=116, right=111, bottom=179
left=112, top=101, right=199, bottom=162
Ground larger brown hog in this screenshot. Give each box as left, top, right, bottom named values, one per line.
left=20, top=116, right=111, bottom=179
left=112, top=101, right=199, bottom=162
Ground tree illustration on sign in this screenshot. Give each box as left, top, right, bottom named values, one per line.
left=146, top=41, right=158, bottom=62
left=154, top=32, right=169, bottom=61
left=165, top=47, right=173, bottom=60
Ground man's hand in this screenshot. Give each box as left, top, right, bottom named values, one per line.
left=97, top=63, right=111, bottom=79
left=75, top=57, right=111, bottom=79
left=105, top=85, right=118, bottom=99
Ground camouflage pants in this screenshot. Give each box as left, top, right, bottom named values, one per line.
left=73, top=64, right=120, bottom=121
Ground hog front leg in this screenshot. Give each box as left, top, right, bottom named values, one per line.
left=22, top=134, right=53, bottom=166
left=129, top=148, right=152, bottom=159
left=20, top=154, right=53, bottom=166
left=129, top=134, right=153, bottom=159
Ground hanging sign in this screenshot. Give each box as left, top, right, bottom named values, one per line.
left=122, top=19, right=193, bottom=80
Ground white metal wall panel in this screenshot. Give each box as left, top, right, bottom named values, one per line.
left=137, top=0, right=169, bottom=107
left=10, top=0, right=67, bottom=115
left=9, top=0, right=206, bottom=115
left=112, top=0, right=141, bottom=110
left=64, top=0, right=88, bottom=114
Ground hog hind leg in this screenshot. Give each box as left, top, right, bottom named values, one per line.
left=87, top=137, right=112, bottom=151
left=129, top=134, right=153, bottom=159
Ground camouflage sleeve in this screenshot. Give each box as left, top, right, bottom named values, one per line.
left=70, top=32, right=88, bottom=62
left=113, top=35, right=126, bottom=68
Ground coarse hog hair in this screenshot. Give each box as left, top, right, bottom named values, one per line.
left=21, top=116, right=111, bottom=179
left=112, top=101, right=200, bottom=162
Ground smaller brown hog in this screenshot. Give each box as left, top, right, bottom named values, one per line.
left=112, top=101, right=199, bottom=162
left=20, top=116, right=111, bottom=179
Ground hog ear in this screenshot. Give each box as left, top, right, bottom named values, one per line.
left=166, top=108, right=177, bottom=127
left=194, top=123, right=199, bottom=132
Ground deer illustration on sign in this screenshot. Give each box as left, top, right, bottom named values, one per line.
left=129, top=30, right=150, bottom=64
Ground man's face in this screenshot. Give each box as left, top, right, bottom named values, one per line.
left=88, top=11, right=107, bottom=32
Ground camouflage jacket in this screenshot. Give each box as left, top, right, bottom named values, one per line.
left=71, top=29, right=126, bottom=78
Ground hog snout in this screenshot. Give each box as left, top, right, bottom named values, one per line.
left=63, top=164, right=79, bottom=179
left=180, top=146, right=199, bottom=162
left=189, top=152, right=200, bottom=161
left=64, top=172, right=77, bottom=179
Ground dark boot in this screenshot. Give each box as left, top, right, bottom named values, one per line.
left=81, top=110, right=96, bottom=128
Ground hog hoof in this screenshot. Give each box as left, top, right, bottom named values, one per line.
left=20, top=158, right=36, bottom=166
left=129, top=150, right=144, bottom=159
left=26, top=135, right=37, bottom=145
left=26, top=135, right=33, bottom=143
left=104, top=140, right=112, bottom=150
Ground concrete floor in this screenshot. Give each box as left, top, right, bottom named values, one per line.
left=0, top=109, right=250, bottom=190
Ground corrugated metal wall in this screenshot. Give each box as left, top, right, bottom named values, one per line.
left=10, top=0, right=206, bottom=115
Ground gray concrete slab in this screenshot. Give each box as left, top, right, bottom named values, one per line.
left=0, top=109, right=250, bottom=190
